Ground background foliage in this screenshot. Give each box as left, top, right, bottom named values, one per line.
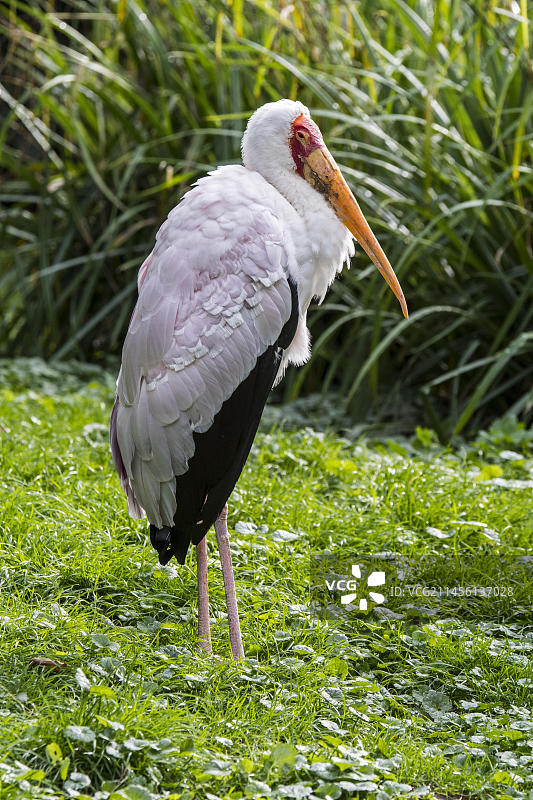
left=1, top=0, right=532, bottom=438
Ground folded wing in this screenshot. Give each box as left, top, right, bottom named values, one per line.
left=110, top=166, right=298, bottom=535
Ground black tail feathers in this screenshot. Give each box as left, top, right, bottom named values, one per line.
left=149, top=525, right=192, bottom=565
left=149, top=525, right=174, bottom=565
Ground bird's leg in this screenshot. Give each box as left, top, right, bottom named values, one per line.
left=196, top=536, right=212, bottom=655
left=215, top=505, right=244, bottom=660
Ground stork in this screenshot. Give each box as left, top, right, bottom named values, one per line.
left=110, top=99, right=407, bottom=659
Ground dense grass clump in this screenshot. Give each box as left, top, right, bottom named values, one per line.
left=0, top=0, right=532, bottom=436
left=0, top=365, right=532, bottom=798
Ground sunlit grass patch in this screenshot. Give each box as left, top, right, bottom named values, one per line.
left=0, top=369, right=532, bottom=799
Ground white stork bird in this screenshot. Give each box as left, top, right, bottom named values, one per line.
left=110, top=99, right=407, bottom=659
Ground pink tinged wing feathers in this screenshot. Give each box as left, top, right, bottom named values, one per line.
left=137, top=252, right=154, bottom=291
left=113, top=166, right=296, bottom=528
left=110, top=400, right=144, bottom=520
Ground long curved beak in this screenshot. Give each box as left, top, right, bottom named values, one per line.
left=303, top=147, right=408, bottom=318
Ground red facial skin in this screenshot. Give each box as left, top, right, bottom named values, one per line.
left=290, top=113, right=324, bottom=177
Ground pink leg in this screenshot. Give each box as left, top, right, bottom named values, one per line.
left=196, top=536, right=212, bottom=655
left=215, top=505, right=244, bottom=660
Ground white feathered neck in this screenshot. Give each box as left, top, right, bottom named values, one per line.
left=240, top=99, right=354, bottom=377
left=241, top=99, right=353, bottom=302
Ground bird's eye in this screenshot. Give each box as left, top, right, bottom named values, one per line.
left=297, top=130, right=305, bottom=140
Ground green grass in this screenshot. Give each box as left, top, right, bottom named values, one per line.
left=0, top=361, right=532, bottom=799
left=1, top=0, right=532, bottom=436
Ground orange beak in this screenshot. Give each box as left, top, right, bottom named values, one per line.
left=303, top=146, right=408, bottom=318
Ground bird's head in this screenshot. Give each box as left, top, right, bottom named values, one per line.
left=241, top=99, right=407, bottom=318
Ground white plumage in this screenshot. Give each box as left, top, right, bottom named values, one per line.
left=110, top=98, right=407, bottom=659
left=111, top=100, right=407, bottom=568
left=112, top=102, right=355, bottom=530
